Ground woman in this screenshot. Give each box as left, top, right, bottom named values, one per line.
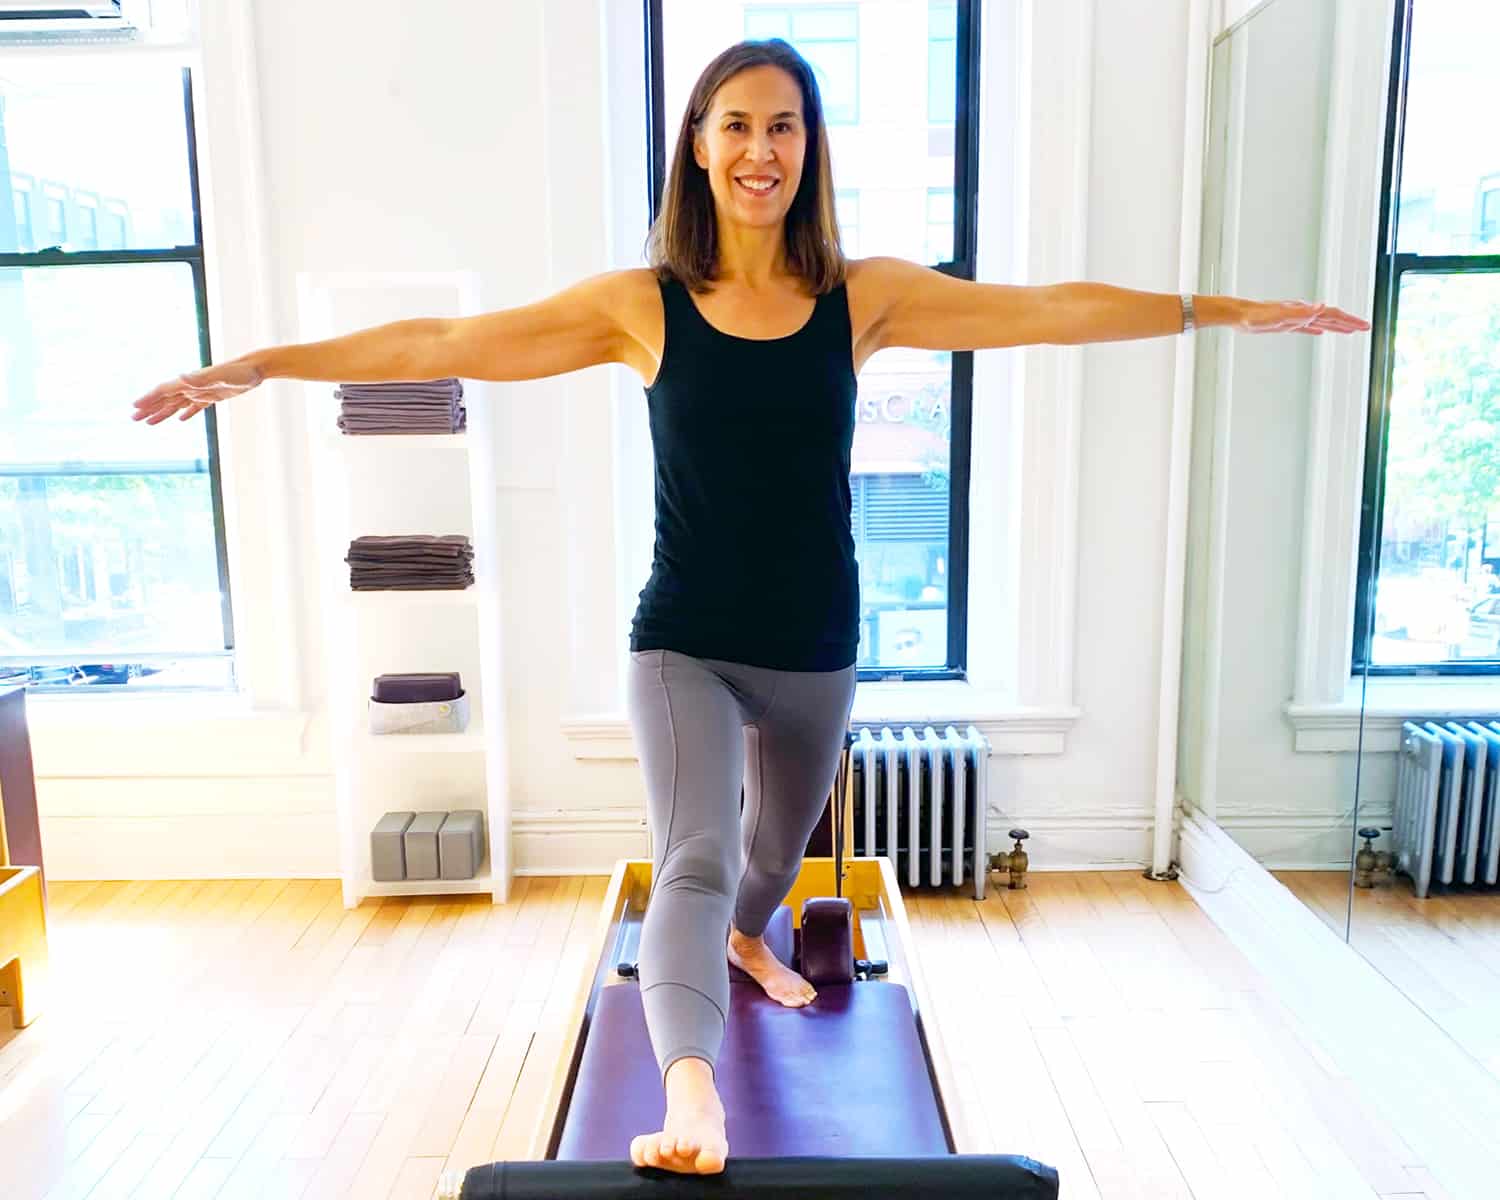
left=133, top=39, right=1368, bottom=1177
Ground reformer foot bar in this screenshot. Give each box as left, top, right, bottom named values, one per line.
left=437, top=854, right=1060, bottom=1199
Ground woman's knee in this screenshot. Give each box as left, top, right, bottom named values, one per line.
left=657, top=835, right=739, bottom=899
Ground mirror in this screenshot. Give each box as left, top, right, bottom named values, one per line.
left=1347, top=0, right=1500, bottom=1085
left=1182, top=0, right=1354, bottom=932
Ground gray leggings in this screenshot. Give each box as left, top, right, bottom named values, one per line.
left=626, top=648, right=857, bottom=1086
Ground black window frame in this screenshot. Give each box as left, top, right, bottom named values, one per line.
left=1353, top=0, right=1500, bottom=678
left=643, top=0, right=980, bottom=685
left=0, top=65, right=235, bottom=690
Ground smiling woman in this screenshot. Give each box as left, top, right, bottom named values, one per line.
left=120, top=11, right=1369, bottom=1189
left=648, top=43, right=840, bottom=294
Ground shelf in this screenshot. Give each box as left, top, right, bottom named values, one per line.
left=325, top=432, right=468, bottom=451
left=365, top=866, right=492, bottom=899
left=358, top=723, right=485, bottom=753
left=344, top=588, right=478, bottom=610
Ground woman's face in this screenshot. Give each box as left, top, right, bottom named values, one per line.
left=693, top=64, right=807, bottom=233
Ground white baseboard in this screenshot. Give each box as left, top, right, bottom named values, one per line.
left=1177, top=808, right=1500, bottom=1199
left=41, top=813, right=339, bottom=881
left=506, top=810, right=1156, bottom=875
left=37, top=806, right=1156, bottom=881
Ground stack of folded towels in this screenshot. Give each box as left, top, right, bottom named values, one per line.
left=346, top=534, right=475, bottom=591
left=334, top=378, right=466, bottom=435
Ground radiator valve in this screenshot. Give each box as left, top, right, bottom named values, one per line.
left=988, top=828, right=1030, bottom=889
left=1354, top=827, right=1393, bottom=888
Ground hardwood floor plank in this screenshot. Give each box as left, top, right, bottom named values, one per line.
left=12, top=871, right=1480, bottom=1199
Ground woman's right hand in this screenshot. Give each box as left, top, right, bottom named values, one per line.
left=131, top=358, right=266, bottom=425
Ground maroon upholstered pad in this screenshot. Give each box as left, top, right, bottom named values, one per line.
left=556, top=974, right=948, bottom=1161
left=800, top=896, right=855, bottom=983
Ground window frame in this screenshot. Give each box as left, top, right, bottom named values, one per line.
left=642, top=0, right=980, bottom=684
left=0, top=65, right=236, bottom=690
left=1353, top=0, right=1500, bottom=679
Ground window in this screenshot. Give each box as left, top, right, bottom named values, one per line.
left=77, top=197, right=99, bottom=251
left=927, top=1, right=957, bottom=124
left=0, top=62, right=235, bottom=693
left=43, top=192, right=64, bottom=247
left=925, top=186, right=953, bottom=266
left=742, top=5, right=859, bottom=124
left=103, top=205, right=128, bottom=250
left=1479, top=177, right=1500, bottom=246
left=650, top=1, right=979, bottom=680
left=835, top=187, right=859, bottom=256
left=11, top=186, right=31, bottom=252
left=1356, top=0, right=1500, bottom=674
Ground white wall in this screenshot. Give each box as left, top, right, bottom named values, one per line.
left=31, top=0, right=1245, bottom=879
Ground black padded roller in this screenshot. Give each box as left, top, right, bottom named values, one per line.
left=452, top=1154, right=1060, bottom=1198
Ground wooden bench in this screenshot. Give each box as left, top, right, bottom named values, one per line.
left=0, top=685, right=48, bottom=1029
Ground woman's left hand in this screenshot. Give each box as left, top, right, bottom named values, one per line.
left=1236, top=299, right=1371, bottom=336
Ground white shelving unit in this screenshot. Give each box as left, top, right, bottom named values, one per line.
left=297, top=270, right=512, bottom=909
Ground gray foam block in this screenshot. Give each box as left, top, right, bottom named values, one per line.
left=371, top=811, right=415, bottom=881
left=438, top=810, right=486, bottom=880
left=404, top=811, right=447, bottom=880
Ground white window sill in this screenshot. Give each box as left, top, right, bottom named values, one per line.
left=563, top=680, right=1080, bottom=760
left=1286, top=675, right=1500, bottom=753
left=22, top=690, right=324, bottom=778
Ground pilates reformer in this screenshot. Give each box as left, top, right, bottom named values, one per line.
left=438, top=745, right=1060, bottom=1198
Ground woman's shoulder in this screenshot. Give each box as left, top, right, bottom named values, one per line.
left=843, top=257, right=909, bottom=346
left=602, top=268, right=668, bottom=389
left=609, top=266, right=667, bottom=304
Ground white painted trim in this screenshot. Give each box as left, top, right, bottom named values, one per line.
left=516, top=810, right=1154, bottom=874
left=1011, top=0, right=1092, bottom=712
left=1178, top=808, right=1500, bottom=1200
left=1155, top=0, right=1217, bottom=877
left=562, top=705, right=1080, bottom=761
left=1193, top=26, right=1250, bottom=825
left=544, top=0, right=624, bottom=723
left=513, top=809, right=650, bottom=837
left=1214, top=808, right=1366, bottom=870
left=1286, top=674, right=1500, bottom=752
left=1292, top=0, right=1393, bottom=708
left=194, top=0, right=308, bottom=714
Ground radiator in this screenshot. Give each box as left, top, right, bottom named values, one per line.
left=1394, top=719, right=1500, bottom=898
left=847, top=724, right=991, bottom=899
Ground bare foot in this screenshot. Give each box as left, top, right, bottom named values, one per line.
left=728, top=923, right=817, bottom=1006
left=631, top=1057, right=728, bottom=1175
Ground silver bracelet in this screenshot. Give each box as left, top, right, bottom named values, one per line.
left=1180, top=293, right=1196, bottom=333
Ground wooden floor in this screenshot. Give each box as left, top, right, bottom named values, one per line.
left=1277, top=870, right=1500, bottom=1084
left=0, top=872, right=1458, bottom=1199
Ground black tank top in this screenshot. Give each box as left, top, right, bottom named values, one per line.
left=629, top=274, right=860, bottom=671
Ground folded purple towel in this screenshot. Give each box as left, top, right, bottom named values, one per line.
left=335, top=378, right=463, bottom=398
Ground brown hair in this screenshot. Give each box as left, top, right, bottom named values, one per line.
left=645, top=39, right=847, bottom=296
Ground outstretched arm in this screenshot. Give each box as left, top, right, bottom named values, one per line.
left=132, top=270, right=635, bottom=424
left=860, top=256, right=1369, bottom=354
